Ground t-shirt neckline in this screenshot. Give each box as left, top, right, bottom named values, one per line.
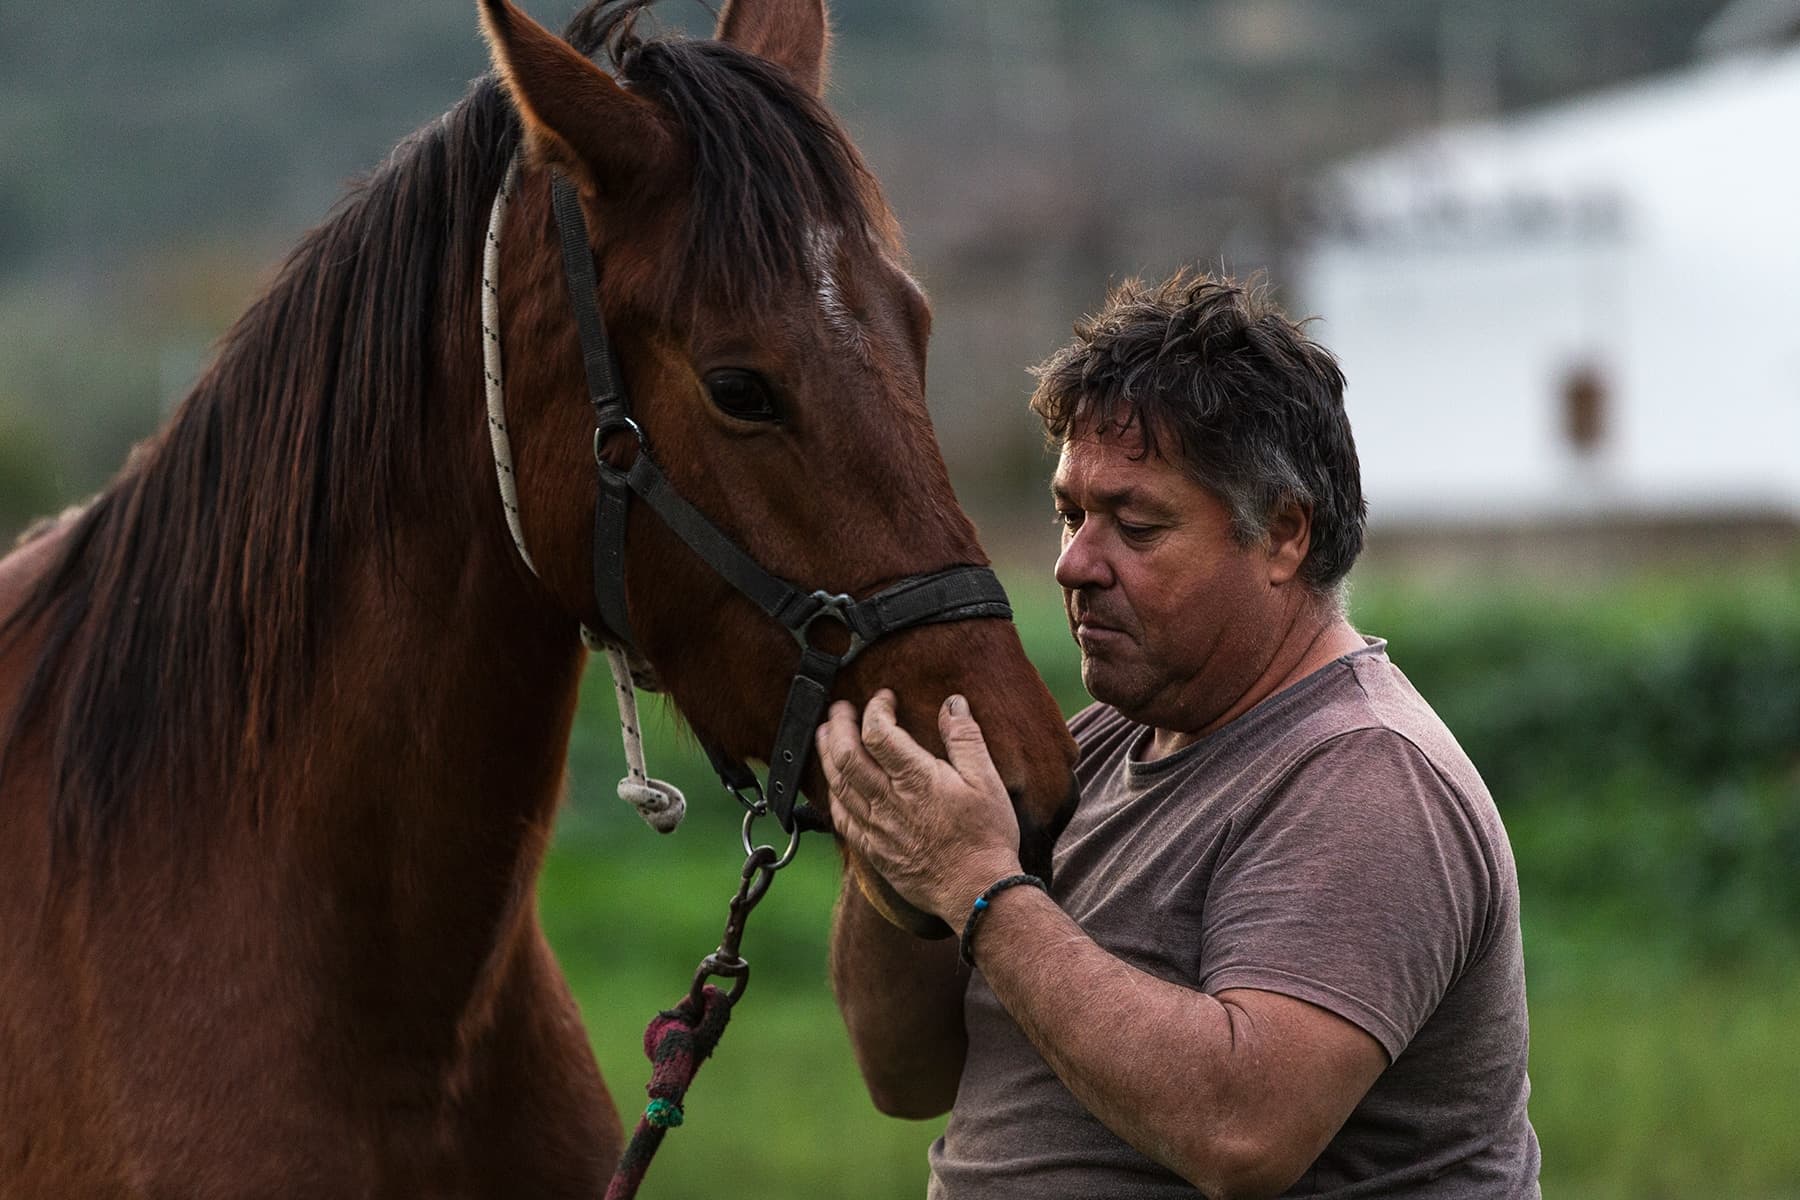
left=1124, top=637, right=1389, bottom=778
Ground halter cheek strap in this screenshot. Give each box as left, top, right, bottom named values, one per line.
left=483, top=155, right=685, bottom=834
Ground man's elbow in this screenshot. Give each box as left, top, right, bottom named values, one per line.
left=1176, top=1126, right=1316, bottom=1200
left=866, top=1081, right=955, bottom=1121
left=858, top=1061, right=959, bottom=1120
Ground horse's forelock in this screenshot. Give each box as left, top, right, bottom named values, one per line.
left=599, top=15, right=897, bottom=319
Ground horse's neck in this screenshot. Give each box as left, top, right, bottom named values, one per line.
left=251, top=376, right=588, bottom=1046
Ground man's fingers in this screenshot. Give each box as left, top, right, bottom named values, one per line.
left=821, top=698, right=916, bottom=827
left=827, top=785, right=865, bottom=853
left=860, top=689, right=932, bottom=780
left=939, top=694, right=1005, bottom=789
left=819, top=700, right=862, bottom=777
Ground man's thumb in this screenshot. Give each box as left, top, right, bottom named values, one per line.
left=939, top=694, right=997, bottom=780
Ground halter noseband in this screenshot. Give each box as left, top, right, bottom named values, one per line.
left=505, top=167, right=1012, bottom=838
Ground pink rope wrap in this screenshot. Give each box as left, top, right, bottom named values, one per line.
left=604, top=984, right=737, bottom=1200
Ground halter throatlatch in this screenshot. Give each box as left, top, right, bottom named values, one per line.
left=546, top=170, right=1013, bottom=835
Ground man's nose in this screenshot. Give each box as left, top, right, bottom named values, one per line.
left=1054, top=524, right=1112, bottom=591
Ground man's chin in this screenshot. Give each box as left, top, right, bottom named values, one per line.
left=1079, top=660, right=1145, bottom=713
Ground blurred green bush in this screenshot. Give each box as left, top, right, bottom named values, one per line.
left=1352, top=569, right=1800, bottom=966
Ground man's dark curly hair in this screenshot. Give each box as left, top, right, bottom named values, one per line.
left=1030, top=270, right=1367, bottom=598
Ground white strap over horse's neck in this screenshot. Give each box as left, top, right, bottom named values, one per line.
left=482, top=155, right=684, bottom=834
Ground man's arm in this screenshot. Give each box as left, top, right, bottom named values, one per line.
left=956, top=885, right=1385, bottom=1198
left=828, top=876, right=969, bottom=1118
left=818, top=692, right=1388, bottom=1200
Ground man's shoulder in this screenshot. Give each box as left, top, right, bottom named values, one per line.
left=1206, top=643, right=1501, bottom=843
left=1271, top=648, right=1515, bottom=905
left=1326, top=646, right=1495, bottom=809
left=1251, top=642, right=1474, bottom=771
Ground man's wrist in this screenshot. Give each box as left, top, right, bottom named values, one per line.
left=937, top=854, right=1028, bottom=928
left=957, top=872, right=1049, bottom=967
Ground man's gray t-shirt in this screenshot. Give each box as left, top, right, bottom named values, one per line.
left=929, top=641, right=1540, bottom=1198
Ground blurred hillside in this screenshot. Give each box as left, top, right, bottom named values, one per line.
left=0, top=0, right=1732, bottom=541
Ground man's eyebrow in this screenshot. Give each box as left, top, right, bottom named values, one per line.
left=1050, top=482, right=1177, bottom=516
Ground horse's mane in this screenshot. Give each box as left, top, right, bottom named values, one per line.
left=0, top=0, right=893, bottom=848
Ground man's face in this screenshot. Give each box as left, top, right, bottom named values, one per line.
left=1052, top=420, right=1281, bottom=735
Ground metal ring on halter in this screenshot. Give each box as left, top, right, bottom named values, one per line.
left=593, top=416, right=646, bottom=464
left=741, top=806, right=802, bottom=870
left=792, top=590, right=867, bottom=662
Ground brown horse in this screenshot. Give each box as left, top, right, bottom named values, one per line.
left=0, top=0, right=1076, bottom=1194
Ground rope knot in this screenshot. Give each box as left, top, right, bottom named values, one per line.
left=618, top=778, right=686, bottom=834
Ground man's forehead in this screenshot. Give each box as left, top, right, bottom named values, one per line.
left=1055, top=414, right=1175, bottom=473
left=1052, top=432, right=1191, bottom=510
left=1067, top=409, right=1152, bottom=450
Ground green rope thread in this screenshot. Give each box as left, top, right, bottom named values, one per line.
left=645, top=1098, right=684, bottom=1129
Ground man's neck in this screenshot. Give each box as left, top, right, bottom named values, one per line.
left=1144, top=611, right=1366, bottom=762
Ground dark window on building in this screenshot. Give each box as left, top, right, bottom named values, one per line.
left=1562, top=363, right=1608, bottom=454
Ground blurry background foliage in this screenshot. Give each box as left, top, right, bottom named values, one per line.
left=4, top=0, right=1798, bottom=1196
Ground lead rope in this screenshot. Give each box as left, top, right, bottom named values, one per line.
left=482, top=155, right=684, bottom=834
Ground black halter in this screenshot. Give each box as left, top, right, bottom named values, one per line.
left=548, top=174, right=1013, bottom=835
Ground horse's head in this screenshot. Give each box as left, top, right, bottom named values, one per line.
left=478, top=0, right=1077, bottom=936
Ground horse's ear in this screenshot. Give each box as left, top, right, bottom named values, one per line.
left=715, top=0, right=830, bottom=97
left=479, top=0, right=674, bottom=191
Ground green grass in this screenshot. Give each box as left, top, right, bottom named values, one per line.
left=1527, top=946, right=1800, bottom=1200
left=537, top=565, right=1800, bottom=1198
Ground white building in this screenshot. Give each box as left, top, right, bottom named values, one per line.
left=1296, top=8, right=1800, bottom=556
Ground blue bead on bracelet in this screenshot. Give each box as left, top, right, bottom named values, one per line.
left=958, top=873, right=1048, bottom=967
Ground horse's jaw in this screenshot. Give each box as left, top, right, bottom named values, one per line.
left=846, top=852, right=952, bottom=940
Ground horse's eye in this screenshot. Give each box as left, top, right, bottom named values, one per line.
left=703, top=369, right=782, bottom=423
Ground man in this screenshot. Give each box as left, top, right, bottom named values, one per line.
left=817, top=271, right=1540, bottom=1198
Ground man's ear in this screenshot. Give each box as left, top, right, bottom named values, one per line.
left=1265, top=497, right=1313, bottom=588
left=478, top=0, right=674, bottom=191
left=715, top=0, right=830, bottom=97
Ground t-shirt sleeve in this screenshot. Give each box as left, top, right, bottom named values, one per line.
left=1196, top=728, right=1495, bottom=1061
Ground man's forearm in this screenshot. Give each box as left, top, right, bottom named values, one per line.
left=829, top=875, right=969, bottom=1118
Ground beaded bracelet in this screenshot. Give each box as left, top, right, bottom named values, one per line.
left=958, top=873, right=1048, bottom=967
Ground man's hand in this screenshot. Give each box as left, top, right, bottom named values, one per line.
left=816, top=689, right=1024, bottom=927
